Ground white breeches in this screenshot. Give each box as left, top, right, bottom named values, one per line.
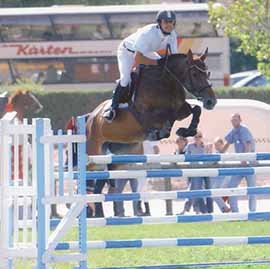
left=117, top=42, right=161, bottom=87
left=117, top=43, right=135, bottom=87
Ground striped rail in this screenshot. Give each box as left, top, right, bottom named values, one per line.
left=72, top=166, right=270, bottom=180
left=88, top=152, right=270, bottom=164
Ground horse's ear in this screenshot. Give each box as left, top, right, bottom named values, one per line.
left=187, top=49, right=193, bottom=64
left=200, top=47, right=208, bottom=62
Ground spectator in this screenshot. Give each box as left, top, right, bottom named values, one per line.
left=113, top=174, right=139, bottom=217
left=221, top=113, right=256, bottom=212
left=179, top=131, right=212, bottom=214
left=209, top=137, right=231, bottom=213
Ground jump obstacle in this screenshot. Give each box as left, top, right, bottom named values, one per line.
left=1, top=116, right=270, bottom=269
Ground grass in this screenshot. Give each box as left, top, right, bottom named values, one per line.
left=14, top=221, right=270, bottom=269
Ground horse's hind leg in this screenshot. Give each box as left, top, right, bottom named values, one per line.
left=176, top=102, right=201, bottom=137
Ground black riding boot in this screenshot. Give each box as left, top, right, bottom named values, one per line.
left=103, top=83, right=125, bottom=122
left=144, top=202, right=151, bottom=216
left=136, top=201, right=144, bottom=216
left=50, top=204, right=61, bottom=219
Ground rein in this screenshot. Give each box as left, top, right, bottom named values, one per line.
left=163, top=60, right=211, bottom=99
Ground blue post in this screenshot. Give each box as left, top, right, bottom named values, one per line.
left=77, top=116, right=87, bottom=269
left=36, top=119, right=46, bottom=269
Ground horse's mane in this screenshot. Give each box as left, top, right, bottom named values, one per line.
left=169, top=53, right=186, bottom=60
left=169, top=53, right=201, bottom=61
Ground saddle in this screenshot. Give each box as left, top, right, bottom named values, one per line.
left=118, top=65, right=144, bottom=104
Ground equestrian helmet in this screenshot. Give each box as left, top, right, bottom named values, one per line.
left=156, top=10, right=176, bottom=23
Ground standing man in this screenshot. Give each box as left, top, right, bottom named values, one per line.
left=103, top=9, right=178, bottom=122
left=222, top=113, right=256, bottom=212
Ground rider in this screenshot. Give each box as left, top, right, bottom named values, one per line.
left=103, top=9, right=178, bottom=122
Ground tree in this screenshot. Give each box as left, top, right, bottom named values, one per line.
left=209, top=0, right=270, bottom=76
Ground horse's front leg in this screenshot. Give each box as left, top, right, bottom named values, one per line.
left=175, top=102, right=201, bottom=137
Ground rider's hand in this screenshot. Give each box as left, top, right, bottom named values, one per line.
left=157, top=57, right=166, bottom=66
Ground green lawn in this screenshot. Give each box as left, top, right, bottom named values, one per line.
left=14, top=221, right=270, bottom=269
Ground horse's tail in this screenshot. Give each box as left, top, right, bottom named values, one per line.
left=85, top=100, right=110, bottom=139
left=65, top=114, right=93, bottom=167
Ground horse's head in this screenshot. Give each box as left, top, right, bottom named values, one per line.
left=167, top=49, right=216, bottom=110
left=184, top=49, right=216, bottom=110
left=8, top=90, right=43, bottom=120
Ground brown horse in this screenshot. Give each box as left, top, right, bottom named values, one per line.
left=5, top=90, right=43, bottom=122
left=85, top=49, right=216, bottom=157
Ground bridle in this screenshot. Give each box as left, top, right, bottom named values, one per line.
left=186, top=64, right=212, bottom=100
left=163, top=56, right=212, bottom=100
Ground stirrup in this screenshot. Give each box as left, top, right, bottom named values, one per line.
left=103, top=108, right=116, bottom=123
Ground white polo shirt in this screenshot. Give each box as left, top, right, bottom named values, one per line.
left=123, top=23, right=178, bottom=60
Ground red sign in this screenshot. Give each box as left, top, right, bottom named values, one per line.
left=0, top=40, right=120, bottom=59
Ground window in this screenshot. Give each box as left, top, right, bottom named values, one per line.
left=51, top=14, right=111, bottom=40
left=109, top=13, right=154, bottom=39
left=247, top=76, right=270, bottom=87
left=0, top=15, right=53, bottom=42
left=3, top=57, right=118, bottom=84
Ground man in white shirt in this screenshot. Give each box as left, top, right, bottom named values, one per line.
left=103, top=10, right=178, bottom=122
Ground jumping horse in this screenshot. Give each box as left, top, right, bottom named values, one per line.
left=85, top=49, right=217, bottom=157
left=66, top=49, right=216, bottom=217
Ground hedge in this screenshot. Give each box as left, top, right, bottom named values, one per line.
left=2, top=83, right=270, bottom=131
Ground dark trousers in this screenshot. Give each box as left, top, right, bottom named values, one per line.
left=204, top=177, right=213, bottom=213
left=94, top=179, right=115, bottom=218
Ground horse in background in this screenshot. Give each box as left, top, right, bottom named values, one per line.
left=4, top=89, right=43, bottom=122
left=0, top=89, right=44, bottom=210
left=85, top=49, right=217, bottom=158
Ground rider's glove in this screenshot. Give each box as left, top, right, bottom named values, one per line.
left=157, top=57, right=166, bottom=67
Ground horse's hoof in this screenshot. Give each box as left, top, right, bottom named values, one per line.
left=176, top=128, right=188, bottom=137
left=188, top=129, right=197, bottom=137
left=176, top=128, right=197, bottom=137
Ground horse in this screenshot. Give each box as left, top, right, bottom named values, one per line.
left=4, top=89, right=43, bottom=122
left=85, top=49, right=217, bottom=157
